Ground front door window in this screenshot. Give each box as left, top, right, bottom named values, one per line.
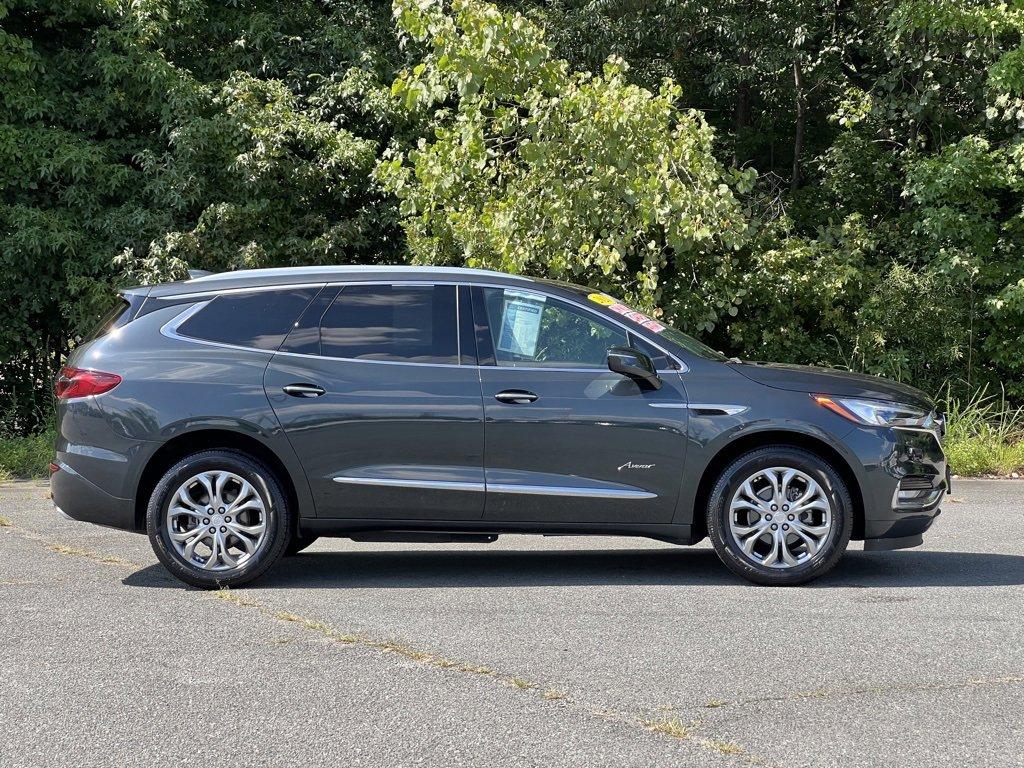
left=479, top=287, right=628, bottom=369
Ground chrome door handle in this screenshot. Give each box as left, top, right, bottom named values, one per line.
left=494, top=390, right=538, bottom=404
left=283, top=383, right=325, bottom=398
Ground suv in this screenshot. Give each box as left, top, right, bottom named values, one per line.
left=52, top=266, right=948, bottom=587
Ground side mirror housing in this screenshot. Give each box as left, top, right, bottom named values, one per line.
left=607, top=346, right=662, bottom=390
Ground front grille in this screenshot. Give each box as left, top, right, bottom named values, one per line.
left=899, top=475, right=935, bottom=491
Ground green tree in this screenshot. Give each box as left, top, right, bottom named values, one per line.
left=379, top=0, right=753, bottom=329
left=0, top=0, right=408, bottom=432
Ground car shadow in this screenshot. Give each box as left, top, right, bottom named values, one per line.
left=122, top=547, right=1024, bottom=590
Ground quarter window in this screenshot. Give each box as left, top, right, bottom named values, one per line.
left=176, top=288, right=320, bottom=351
left=320, top=284, right=458, bottom=364
left=480, top=288, right=627, bottom=368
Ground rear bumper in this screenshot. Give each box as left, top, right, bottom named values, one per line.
left=50, top=461, right=136, bottom=532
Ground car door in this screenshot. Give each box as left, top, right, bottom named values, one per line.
left=472, top=285, right=689, bottom=524
left=264, top=282, right=486, bottom=520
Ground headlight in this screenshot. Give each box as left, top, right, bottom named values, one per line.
left=813, top=394, right=931, bottom=428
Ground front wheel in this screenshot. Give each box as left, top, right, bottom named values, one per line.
left=706, top=446, right=852, bottom=586
left=146, top=449, right=292, bottom=589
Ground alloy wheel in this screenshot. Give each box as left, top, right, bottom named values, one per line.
left=727, top=466, right=833, bottom=569
left=165, top=470, right=268, bottom=571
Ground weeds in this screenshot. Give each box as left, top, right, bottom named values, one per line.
left=941, top=385, right=1024, bottom=476
left=642, top=716, right=693, bottom=739
left=0, top=429, right=54, bottom=479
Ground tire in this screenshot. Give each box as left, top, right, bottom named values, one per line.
left=706, top=446, right=853, bottom=586
left=285, top=533, right=319, bottom=557
left=146, top=449, right=292, bottom=589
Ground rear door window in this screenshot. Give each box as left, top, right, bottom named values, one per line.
left=319, top=284, right=458, bottom=364
left=176, top=287, right=320, bottom=351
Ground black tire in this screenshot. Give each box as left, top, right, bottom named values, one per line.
left=285, top=533, right=319, bottom=557
left=146, top=449, right=292, bottom=589
left=706, top=446, right=853, bottom=586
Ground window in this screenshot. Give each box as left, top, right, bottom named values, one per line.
left=320, top=284, right=458, bottom=364
left=176, top=288, right=320, bottom=351
left=480, top=288, right=627, bottom=368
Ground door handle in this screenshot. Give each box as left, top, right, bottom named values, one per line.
left=283, top=383, right=325, bottom=398
left=494, top=389, right=538, bottom=404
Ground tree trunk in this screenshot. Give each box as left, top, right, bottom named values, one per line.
left=733, top=49, right=751, bottom=168
left=791, top=59, right=806, bottom=192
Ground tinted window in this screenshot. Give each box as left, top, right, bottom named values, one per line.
left=177, top=288, right=319, bottom=351
left=480, top=288, right=627, bottom=368
left=320, top=284, right=458, bottom=364
left=279, top=286, right=338, bottom=355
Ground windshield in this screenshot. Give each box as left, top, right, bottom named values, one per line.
left=570, top=287, right=728, bottom=361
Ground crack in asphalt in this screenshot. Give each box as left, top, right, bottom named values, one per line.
left=700, top=675, right=1024, bottom=711
left=10, top=511, right=1024, bottom=765
left=1, top=517, right=779, bottom=766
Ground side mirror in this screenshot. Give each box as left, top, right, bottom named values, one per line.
left=607, top=346, right=662, bottom=390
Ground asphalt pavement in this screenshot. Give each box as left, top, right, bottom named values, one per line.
left=1, top=480, right=1022, bottom=767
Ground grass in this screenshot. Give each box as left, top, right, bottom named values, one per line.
left=0, top=429, right=54, bottom=480
left=641, top=716, right=693, bottom=739
left=942, top=387, right=1024, bottom=477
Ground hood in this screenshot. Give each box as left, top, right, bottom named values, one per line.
left=729, top=362, right=934, bottom=411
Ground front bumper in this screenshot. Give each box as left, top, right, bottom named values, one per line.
left=845, top=424, right=947, bottom=550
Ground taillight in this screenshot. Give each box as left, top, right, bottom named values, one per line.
left=54, top=367, right=122, bottom=399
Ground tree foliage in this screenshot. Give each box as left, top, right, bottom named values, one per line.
left=3, top=0, right=1024, bottom=434
left=378, top=0, right=753, bottom=325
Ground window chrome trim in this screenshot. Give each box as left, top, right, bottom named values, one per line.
left=158, top=278, right=687, bottom=373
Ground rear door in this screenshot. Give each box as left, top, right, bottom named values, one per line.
left=264, top=282, right=486, bottom=520
left=472, top=286, right=689, bottom=524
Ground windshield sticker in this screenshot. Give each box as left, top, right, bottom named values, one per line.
left=497, top=294, right=545, bottom=356
left=587, top=292, right=617, bottom=306
left=598, top=298, right=668, bottom=334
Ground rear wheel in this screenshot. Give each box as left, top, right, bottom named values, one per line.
left=706, top=446, right=852, bottom=586
left=146, top=449, right=291, bottom=589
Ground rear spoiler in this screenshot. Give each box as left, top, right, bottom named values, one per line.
left=187, top=269, right=214, bottom=279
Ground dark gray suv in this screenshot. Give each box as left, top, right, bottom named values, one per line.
left=51, top=266, right=948, bottom=587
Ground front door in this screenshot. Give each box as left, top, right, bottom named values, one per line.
left=265, top=283, right=485, bottom=520
left=471, top=286, right=689, bottom=524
